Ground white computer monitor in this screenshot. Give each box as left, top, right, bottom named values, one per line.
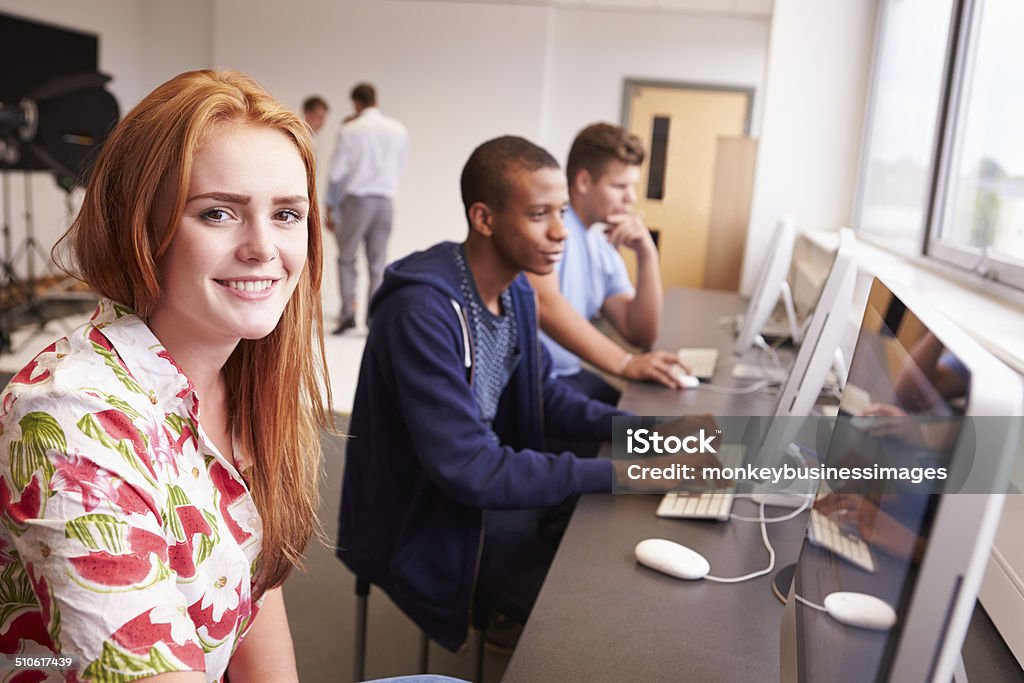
left=735, top=215, right=797, bottom=354
left=779, top=276, right=1023, bottom=683
left=773, top=228, right=857, bottom=419
left=747, top=229, right=857, bottom=505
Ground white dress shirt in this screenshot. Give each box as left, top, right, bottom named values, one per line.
left=327, top=107, right=408, bottom=206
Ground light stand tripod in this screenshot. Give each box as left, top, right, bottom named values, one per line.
left=0, top=71, right=118, bottom=357
left=0, top=171, right=78, bottom=354
left=0, top=171, right=13, bottom=353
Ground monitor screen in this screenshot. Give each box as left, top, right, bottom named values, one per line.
left=783, top=277, right=1021, bottom=683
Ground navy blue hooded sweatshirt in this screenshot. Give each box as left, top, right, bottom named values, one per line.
left=337, top=242, right=625, bottom=651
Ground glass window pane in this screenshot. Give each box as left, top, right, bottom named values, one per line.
left=646, top=116, right=670, bottom=201
left=858, top=0, right=954, bottom=253
left=938, top=0, right=1024, bottom=263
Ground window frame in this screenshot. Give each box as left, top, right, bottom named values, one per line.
left=855, top=0, right=1024, bottom=291
left=926, top=0, right=1024, bottom=290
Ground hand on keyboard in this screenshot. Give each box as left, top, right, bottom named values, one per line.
left=621, top=350, right=691, bottom=389
left=659, top=416, right=731, bottom=488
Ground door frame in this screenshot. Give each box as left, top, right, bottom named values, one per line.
left=620, top=78, right=756, bottom=135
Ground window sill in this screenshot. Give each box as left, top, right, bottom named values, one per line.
left=802, top=229, right=1024, bottom=375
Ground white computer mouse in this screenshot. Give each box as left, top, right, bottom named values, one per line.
left=634, top=538, right=710, bottom=580
left=823, top=591, right=897, bottom=630
left=671, top=367, right=701, bottom=389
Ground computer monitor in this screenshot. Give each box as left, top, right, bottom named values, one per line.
left=773, top=228, right=856, bottom=419
left=779, top=277, right=1023, bottom=683
left=746, top=230, right=857, bottom=505
left=735, top=215, right=797, bottom=354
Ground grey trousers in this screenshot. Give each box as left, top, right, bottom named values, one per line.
left=335, top=194, right=393, bottom=320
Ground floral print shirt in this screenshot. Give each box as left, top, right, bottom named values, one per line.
left=0, top=300, right=263, bottom=682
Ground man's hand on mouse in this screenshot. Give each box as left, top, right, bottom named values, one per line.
left=621, top=351, right=693, bottom=389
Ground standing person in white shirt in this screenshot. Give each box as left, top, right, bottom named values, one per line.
left=326, top=82, right=408, bottom=334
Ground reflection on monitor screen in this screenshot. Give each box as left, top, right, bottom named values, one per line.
left=780, top=277, right=1022, bottom=683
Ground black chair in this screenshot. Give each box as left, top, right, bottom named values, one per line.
left=352, top=577, right=488, bottom=682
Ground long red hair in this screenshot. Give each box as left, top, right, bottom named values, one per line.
left=56, top=69, right=332, bottom=590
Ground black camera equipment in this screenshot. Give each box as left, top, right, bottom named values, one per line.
left=0, top=12, right=120, bottom=353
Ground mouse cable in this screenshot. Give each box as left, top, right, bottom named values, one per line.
left=729, top=493, right=812, bottom=523
left=794, top=594, right=826, bottom=612
left=703, top=499, right=776, bottom=584
left=698, top=379, right=775, bottom=395
left=730, top=446, right=815, bottom=523
left=754, top=334, right=787, bottom=378
left=705, top=448, right=814, bottom=583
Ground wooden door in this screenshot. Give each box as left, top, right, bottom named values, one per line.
left=623, top=81, right=752, bottom=289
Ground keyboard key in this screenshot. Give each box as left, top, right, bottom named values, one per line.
left=656, top=445, right=744, bottom=522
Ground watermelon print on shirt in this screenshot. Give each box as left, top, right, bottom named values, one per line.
left=0, top=299, right=264, bottom=682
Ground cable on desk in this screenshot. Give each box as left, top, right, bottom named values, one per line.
left=704, top=446, right=813, bottom=584
left=698, top=379, right=775, bottom=395
left=704, top=499, right=776, bottom=584
left=730, top=444, right=815, bottom=523
left=795, top=594, right=827, bottom=612
left=697, top=336, right=787, bottom=396
left=730, top=495, right=811, bottom=523
left=753, top=334, right=786, bottom=379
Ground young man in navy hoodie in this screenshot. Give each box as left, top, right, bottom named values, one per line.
left=336, top=136, right=628, bottom=652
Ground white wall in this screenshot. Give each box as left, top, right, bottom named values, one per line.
left=211, top=0, right=552, bottom=278
left=209, top=0, right=768, bottom=315
left=741, top=0, right=877, bottom=293
left=139, top=0, right=214, bottom=88
left=2, top=0, right=770, bottom=317
left=542, top=7, right=770, bottom=159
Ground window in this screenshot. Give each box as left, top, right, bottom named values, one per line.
left=856, top=0, right=1024, bottom=290
left=856, top=0, right=954, bottom=255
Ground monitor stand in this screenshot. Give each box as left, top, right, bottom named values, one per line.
left=953, top=653, right=969, bottom=683
left=777, top=281, right=801, bottom=344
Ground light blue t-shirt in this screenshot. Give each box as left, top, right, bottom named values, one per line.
left=541, top=206, right=635, bottom=377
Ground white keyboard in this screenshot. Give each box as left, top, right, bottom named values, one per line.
left=676, top=347, right=720, bottom=380
left=807, top=509, right=875, bottom=572
left=656, top=445, right=744, bottom=521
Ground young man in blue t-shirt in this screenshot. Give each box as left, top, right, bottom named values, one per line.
left=528, top=123, right=687, bottom=405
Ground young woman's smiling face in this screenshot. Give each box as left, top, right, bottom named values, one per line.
left=149, top=122, right=309, bottom=349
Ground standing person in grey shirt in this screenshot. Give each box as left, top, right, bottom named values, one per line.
left=326, top=82, right=408, bottom=334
